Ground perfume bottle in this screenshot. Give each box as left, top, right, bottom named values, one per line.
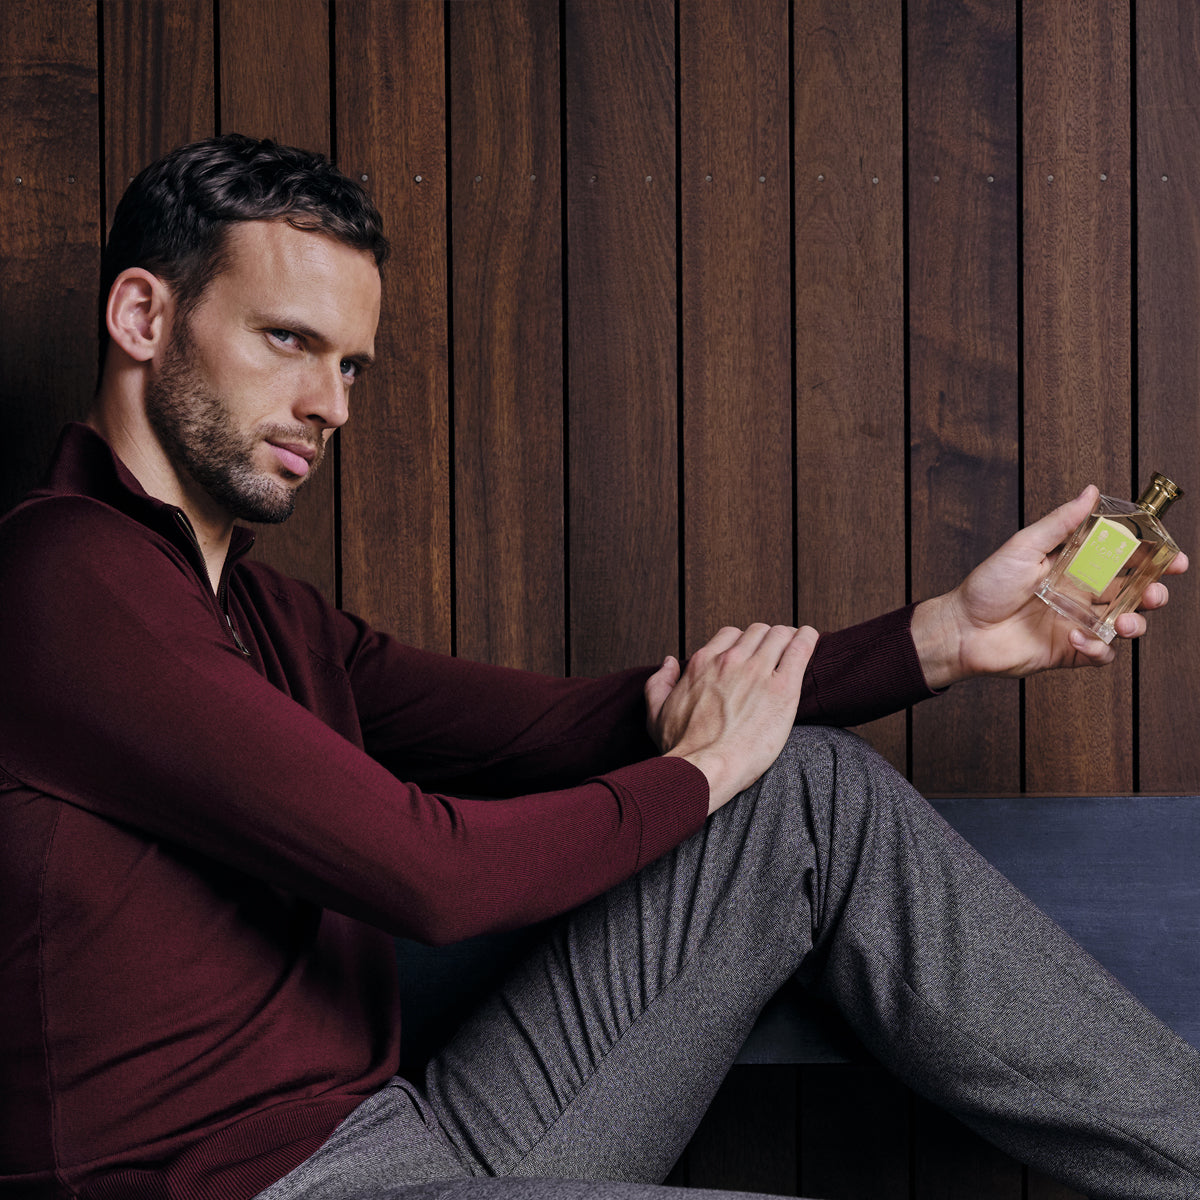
left=1035, top=474, right=1184, bottom=643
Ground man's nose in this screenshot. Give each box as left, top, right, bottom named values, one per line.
left=299, top=361, right=350, bottom=431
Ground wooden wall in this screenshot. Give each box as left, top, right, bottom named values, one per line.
left=3, top=1, right=1199, bottom=1196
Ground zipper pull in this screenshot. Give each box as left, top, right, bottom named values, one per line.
left=226, top=613, right=252, bottom=657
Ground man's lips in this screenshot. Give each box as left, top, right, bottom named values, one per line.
left=267, top=440, right=318, bottom=479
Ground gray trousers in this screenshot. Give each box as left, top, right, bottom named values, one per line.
left=257, top=727, right=1200, bottom=1200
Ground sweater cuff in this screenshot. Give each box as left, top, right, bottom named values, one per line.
left=594, top=755, right=710, bottom=870
left=801, top=603, right=940, bottom=726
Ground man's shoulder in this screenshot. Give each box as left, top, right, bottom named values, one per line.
left=0, top=492, right=197, bottom=621
left=1, top=491, right=170, bottom=567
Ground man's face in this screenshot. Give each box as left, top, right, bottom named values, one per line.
left=145, top=219, right=381, bottom=524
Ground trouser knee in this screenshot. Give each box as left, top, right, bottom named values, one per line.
left=744, top=725, right=915, bottom=956
left=756, top=724, right=901, bottom=838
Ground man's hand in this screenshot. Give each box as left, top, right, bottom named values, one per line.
left=912, top=486, right=1189, bottom=689
left=645, top=624, right=818, bottom=815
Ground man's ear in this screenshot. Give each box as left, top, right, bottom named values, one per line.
left=106, top=268, right=173, bottom=362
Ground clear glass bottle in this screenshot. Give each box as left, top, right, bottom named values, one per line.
left=1035, top=473, right=1184, bottom=644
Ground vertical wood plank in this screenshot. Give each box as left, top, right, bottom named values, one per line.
left=565, top=0, right=678, bottom=676
left=908, top=0, right=1021, bottom=795
left=450, top=0, right=565, bottom=673
left=794, top=0, right=907, bottom=773
left=1022, top=0, right=1133, bottom=794
left=679, top=0, right=792, bottom=645
left=219, top=0, right=336, bottom=599
left=674, top=9, right=787, bottom=1179
left=219, top=0, right=330, bottom=151
left=1136, top=0, right=1200, bottom=792
left=798, top=1064, right=910, bottom=1198
left=103, top=0, right=214, bottom=234
left=686, top=1066, right=798, bottom=1194
left=0, top=0, right=100, bottom=515
left=337, top=0, right=451, bottom=651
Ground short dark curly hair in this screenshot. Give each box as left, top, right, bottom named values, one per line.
left=100, top=133, right=389, bottom=350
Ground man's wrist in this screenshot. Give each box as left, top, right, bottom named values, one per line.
left=910, top=592, right=969, bottom=692
left=665, top=746, right=735, bottom=816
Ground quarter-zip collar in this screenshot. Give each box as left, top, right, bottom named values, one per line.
left=27, top=423, right=256, bottom=654
left=171, top=509, right=254, bottom=656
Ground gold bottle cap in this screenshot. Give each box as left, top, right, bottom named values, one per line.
left=1137, top=473, right=1184, bottom=517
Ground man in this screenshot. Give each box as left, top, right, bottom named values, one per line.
left=1, top=134, right=1197, bottom=1200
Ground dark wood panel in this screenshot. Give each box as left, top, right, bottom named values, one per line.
left=1136, top=0, right=1200, bottom=793
left=565, top=0, right=679, bottom=675
left=793, top=0, right=907, bottom=773
left=798, top=1064, right=909, bottom=1198
left=450, top=0, right=565, bottom=673
left=219, top=0, right=329, bottom=151
left=912, top=1096, right=1023, bottom=1199
left=679, top=0, right=792, bottom=645
left=219, top=0, right=336, bottom=599
left=103, top=0, right=214, bottom=233
left=908, top=0, right=1021, bottom=794
left=1021, top=0, right=1133, bottom=793
left=0, top=0, right=100, bottom=515
left=1026, top=1169, right=1086, bottom=1200
left=685, top=1065, right=798, bottom=1194
left=336, top=0, right=451, bottom=651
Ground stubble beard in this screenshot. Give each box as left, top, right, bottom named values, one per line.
left=144, top=319, right=324, bottom=525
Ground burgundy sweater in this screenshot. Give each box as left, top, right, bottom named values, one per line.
left=0, top=425, right=935, bottom=1200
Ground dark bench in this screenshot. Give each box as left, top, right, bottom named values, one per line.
left=396, top=794, right=1200, bottom=1072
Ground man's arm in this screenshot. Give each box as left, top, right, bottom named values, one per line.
left=642, top=487, right=1187, bottom=814
left=0, top=498, right=710, bottom=946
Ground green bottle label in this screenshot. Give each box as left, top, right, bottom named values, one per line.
left=1065, top=515, right=1139, bottom=595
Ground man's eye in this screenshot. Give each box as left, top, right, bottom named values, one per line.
left=340, top=359, right=359, bottom=383
left=269, top=329, right=299, bottom=348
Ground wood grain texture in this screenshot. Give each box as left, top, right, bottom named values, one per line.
left=337, top=0, right=451, bottom=651
left=908, top=0, right=1021, bottom=794
left=0, top=0, right=100, bottom=515
left=684, top=1065, right=798, bottom=1194
left=219, top=0, right=336, bottom=599
left=102, top=0, right=214, bottom=233
left=450, top=0, right=565, bottom=673
left=219, top=0, right=329, bottom=150
left=1021, top=0, right=1133, bottom=793
left=679, top=0, right=792, bottom=643
left=565, top=0, right=679, bottom=675
left=793, top=0, right=907, bottom=773
left=1136, top=0, right=1200, bottom=793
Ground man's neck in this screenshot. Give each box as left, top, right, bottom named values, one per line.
left=86, top=408, right=233, bottom=592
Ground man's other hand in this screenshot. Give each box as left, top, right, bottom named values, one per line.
left=645, top=624, right=819, bottom=814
